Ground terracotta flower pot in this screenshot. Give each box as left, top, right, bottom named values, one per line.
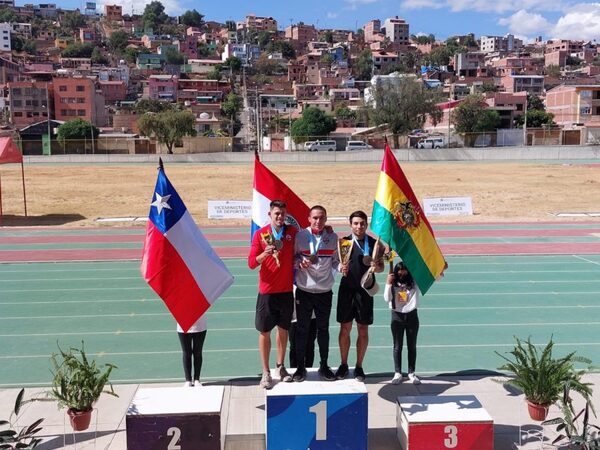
left=67, top=408, right=93, bottom=431
left=527, top=400, right=550, bottom=421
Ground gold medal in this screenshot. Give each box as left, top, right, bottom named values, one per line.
left=362, top=255, right=373, bottom=265
left=274, top=239, right=283, bottom=250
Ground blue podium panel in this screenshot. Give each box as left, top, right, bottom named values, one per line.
left=126, top=386, right=224, bottom=450
left=266, top=369, right=368, bottom=450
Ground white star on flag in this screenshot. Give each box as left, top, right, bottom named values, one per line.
left=151, top=192, right=172, bottom=214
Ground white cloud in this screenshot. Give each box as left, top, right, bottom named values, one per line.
left=498, top=9, right=552, bottom=35
left=326, top=12, right=339, bottom=19
left=344, top=0, right=379, bottom=10
left=551, top=3, right=600, bottom=40
left=401, top=0, right=564, bottom=13
left=97, top=0, right=184, bottom=16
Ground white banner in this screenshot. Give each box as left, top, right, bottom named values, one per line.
left=423, top=197, right=473, bottom=216
left=207, top=200, right=252, bottom=219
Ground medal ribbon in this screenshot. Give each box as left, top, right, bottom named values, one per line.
left=309, top=232, right=323, bottom=257
left=352, top=235, right=370, bottom=256
left=271, top=225, right=284, bottom=242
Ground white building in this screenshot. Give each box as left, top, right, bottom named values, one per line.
left=0, top=23, right=11, bottom=52
left=383, top=16, right=409, bottom=45
left=480, top=34, right=523, bottom=53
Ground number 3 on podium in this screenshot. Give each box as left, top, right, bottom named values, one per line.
left=444, top=425, right=458, bottom=448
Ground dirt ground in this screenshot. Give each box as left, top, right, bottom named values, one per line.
left=0, top=161, right=598, bottom=227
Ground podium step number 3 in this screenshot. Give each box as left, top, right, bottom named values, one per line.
left=397, top=395, right=493, bottom=450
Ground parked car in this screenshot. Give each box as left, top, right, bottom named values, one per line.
left=345, top=141, right=373, bottom=151
left=418, top=137, right=445, bottom=149
left=303, top=141, right=316, bottom=151
left=310, top=140, right=337, bottom=151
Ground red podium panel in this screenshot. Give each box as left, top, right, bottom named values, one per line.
left=397, top=395, right=493, bottom=450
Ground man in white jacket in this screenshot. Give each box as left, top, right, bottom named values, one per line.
left=292, top=205, right=339, bottom=382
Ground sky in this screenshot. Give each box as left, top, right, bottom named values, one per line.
left=53, top=0, right=600, bottom=42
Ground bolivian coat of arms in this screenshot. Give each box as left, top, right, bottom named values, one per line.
left=392, top=201, right=421, bottom=229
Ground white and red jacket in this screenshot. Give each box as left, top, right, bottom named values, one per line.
left=294, top=228, right=340, bottom=293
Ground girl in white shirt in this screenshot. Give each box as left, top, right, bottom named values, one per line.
left=383, top=262, right=421, bottom=385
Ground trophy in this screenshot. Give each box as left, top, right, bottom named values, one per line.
left=337, top=238, right=352, bottom=276
left=261, top=231, right=280, bottom=267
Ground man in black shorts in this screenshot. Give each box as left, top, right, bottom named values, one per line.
left=248, top=200, right=297, bottom=389
left=336, top=210, right=383, bottom=382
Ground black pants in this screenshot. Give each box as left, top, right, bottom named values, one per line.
left=391, top=310, right=419, bottom=374
left=178, top=330, right=207, bottom=382
left=289, top=319, right=316, bottom=368
left=294, top=288, right=332, bottom=370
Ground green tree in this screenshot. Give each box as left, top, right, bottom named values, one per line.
left=62, top=12, right=86, bottom=33
left=290, top=107, right=336, bottom=143
left=527, top=93, right=545, bottom=111
left=62, top=42, right=94, bottom=58
left=197, top=42, right=211, bottom=57
left=368, top=77, right=443, bottom=147
left=334, top=104, right=356, bottom=119
left=23, top=40, right=37, bottom=55
left=223, top=56, right=242, bottom=73
left=322, top=30, right=334, bottom=44
left=221, top=92, right=243, bottom=136
left=57, top=119, right=99, bottom=141
left=138, top=110, right=197, bottom=154
left=91, top=47, right=109, bottom=65
left=179, top=9, right=204, bottom=28
left=354, top=49, right=373, bottom=80
left=108, top=30, right=129, bottom=54
left=265, top=40, right=296, bottom=59
left=10, top=35, right=24, bottom=52
left=142, top=1, right=168, bottom=31
left=206, top=66, right=222, bottom=80
left=125, top=47, right=141, bottom=64
left=164, top=47, right=185, bottom=65
left=451, top=94, right=500, bottom=133
left=424, top=46, right=453, bottom=66
left=256, top=30, right=273, bottom=49
left=515, top=110, right=555, bottom=128
left=320, top=53, right=335, bottom=66
left=135, top=99, right=175, bottom=114
left=0, top=6, right=16, bottom=22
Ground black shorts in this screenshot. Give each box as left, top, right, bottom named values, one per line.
left=255, top=292, right=294, bottom=332
left=336, top=284, right=374, bottom=325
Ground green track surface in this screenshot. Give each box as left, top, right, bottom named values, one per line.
left=2, top=254, right=600, bottom=387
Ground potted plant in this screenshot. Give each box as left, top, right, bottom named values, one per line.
left=0, top=388, right=44, bottom=449
left=496, top=336, right=593, bottom=421
left=49, top=342, right=118, bottom=431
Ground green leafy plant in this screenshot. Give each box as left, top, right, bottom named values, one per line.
left=0, top=388, right=44, bottom=449
left=543, top=383, right=600, bottom=449
left=496, top=336, right=593, bottom=407
left=49, top=342, right=118, bottom=412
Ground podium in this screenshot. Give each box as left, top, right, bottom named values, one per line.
left=266, top=368, right=368, bottom=449
left=397, top=395, right=493, bottom=450
left=126, top=386, right=224, bottom=450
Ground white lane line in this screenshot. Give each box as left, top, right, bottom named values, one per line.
left=3, top=341, right=600, bottom=360
left=574, top=255, right=600, bottom=266
left=0, top=296, right=256, bottom=305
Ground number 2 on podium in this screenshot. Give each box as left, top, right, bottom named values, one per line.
left=308, top=400, right=327, bottom=441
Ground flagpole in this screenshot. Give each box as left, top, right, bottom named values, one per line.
left=20, top=161, right=27, bottom=217
left=158, top=157, right=164, bottom=171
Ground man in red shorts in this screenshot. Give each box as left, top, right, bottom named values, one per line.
left=248, top=200, right=297, bottom=389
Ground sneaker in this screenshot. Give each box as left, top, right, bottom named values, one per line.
left=193, top=380, right=202, bottom=387
left=278, top=365, right=292, bottom=382
left=335, top=363, right=349, bottom=380
left=391, top=373, right=403, bottom=385
left=292, top=368, right=307, bottom=382
left=260, top=372, right=273, bottom=389
left=408, top=373, right=421, bottom=385
left=354, top=366, right=366, bottom=382
left=183, top=381, right=192, bottom=387
left=318, top=365, right=336, bottom=381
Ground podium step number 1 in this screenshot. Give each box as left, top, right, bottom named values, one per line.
left=267, top=373, right=368, bottom=449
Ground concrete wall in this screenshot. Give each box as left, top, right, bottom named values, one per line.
left=24, top=145, right=600, bottom=164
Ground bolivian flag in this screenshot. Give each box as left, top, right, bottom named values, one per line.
left=371, top=143, right=447, bottom=294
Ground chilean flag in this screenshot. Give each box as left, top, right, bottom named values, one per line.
left=251, top=155, right=310, bottom=240
left=141, top=162, right=234, bottom=332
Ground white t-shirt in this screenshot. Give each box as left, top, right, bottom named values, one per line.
left=177, top=315, right=207, bottom=333
left=383, top=283, right=420, bottom=313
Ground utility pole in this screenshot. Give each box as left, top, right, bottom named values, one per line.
left=523, top=94, right=528, bottom=146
